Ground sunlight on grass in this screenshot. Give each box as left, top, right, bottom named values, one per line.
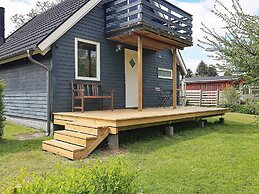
left=0, top=123, right=74, bottom=192
left=121, top=113, right=259, bottom=193
left=0, top=113, right=258, bottom=193
left=3, top=122, right=40, bottom=139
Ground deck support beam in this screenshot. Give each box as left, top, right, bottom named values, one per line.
left=165, top=125, right=174, bottom=136
left=108, top=134, right=119, bottom=150
left=219, top=117, right=225, bottom=124
left=138, top=36, right=143, bottom=111
left=172, top=48, right=177, bottom=109
left=198, top=120, right=205, bottom=128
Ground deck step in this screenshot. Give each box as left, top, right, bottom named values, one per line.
left=65, top=124, right=99, bottom=136
left=55, top=130, right=97, bottom=139
left=42, top=139, right=85, bottom=160
left=54, top=130, right=96, bottom=147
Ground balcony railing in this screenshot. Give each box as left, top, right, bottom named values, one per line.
left=105, top=0, right=193, bottom=45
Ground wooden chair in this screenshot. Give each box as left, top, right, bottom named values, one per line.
left=71, top=81, right=114, bottom=112
left=155, top=87, right=169, bottom=108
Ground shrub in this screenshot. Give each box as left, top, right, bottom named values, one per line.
left=0, top=81, right=5, bottom=138
left=220, top=103, right=259, bottom=115
left=6, top=158, right=138, bottom=194
left=219, top=86, right=259, bottom=115
left=220, top=86, right=240, bottom=104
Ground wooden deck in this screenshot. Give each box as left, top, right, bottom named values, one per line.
left=43, top=107, right=229, bottom=160
left=53, top=107, right=229, bottom=133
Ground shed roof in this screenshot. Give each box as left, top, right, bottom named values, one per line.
left=184, top=76, right=239, bottom=83
left=0, top=0, right=92, bottom=62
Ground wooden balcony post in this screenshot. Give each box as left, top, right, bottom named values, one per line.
left=138, top=36, right=143, bottom=111
left=172, top=48, right=177, bottom=109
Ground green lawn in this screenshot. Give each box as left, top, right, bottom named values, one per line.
left=0, top=113, right=258, bottom=193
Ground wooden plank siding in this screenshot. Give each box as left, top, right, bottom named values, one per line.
left=52, top=1, right=181, bottom=113
left=0, top=1, right=183, bottom=124
left=0, top=54, right=51, bottom=121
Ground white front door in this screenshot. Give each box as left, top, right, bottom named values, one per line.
left=125, top=49, right=138, bottom=108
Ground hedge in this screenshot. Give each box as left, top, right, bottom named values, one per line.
left=6, top=158, right=138, bottom=194
left=220, top=103, right=259, bottom=115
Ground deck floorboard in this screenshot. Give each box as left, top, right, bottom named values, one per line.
left=54, top=107, right=229, bottom=132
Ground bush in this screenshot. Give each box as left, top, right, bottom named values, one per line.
left=0, top=81, right=5, bottom=138
left=220, top=103, right=259, bottom=115
left=219, top=86, right=259, bottom=115
left=220, top=86, right=240, bottom=104
left=6, top=158, right=138, bottom=194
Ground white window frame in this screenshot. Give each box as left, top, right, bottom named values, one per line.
left=75, top=37, right=100, bottom=81
left=158, top=67, right=173, bottom=80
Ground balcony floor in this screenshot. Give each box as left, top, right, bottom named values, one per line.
left=107, top=25, right=192, bottom=51
left=54, top=107, right=229, bottom=134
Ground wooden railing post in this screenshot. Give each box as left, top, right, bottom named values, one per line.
left=138, top=36, right=143, bottom=111
left=172, top=48, right=177, bottom=109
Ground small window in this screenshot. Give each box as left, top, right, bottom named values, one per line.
left=75, top=38, right=100, bottom=81
left=158, top=67, right=172, bottom=79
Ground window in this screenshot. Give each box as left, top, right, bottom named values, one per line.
left=75, top=38, right=100, bottom=81
left=158, top=67, right=172, bottom=79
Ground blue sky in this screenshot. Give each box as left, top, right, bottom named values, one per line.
left=1, top=0, right=259, bottom=72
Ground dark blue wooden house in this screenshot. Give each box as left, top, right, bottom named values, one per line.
left=0, top=0, right=190, bottom=129
left=0, top=0, right=228, bottom=160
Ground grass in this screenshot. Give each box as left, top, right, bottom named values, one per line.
left=0, top=113, right=258, bottom=193
left=0, top=123, right=75, bottom=192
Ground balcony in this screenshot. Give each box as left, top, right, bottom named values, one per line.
left=105, top=0, right=193, bottom=50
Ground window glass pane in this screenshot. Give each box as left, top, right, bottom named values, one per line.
left=78, top=41, right=97, bottom=78
left=158, top=68, right=172, bottom=78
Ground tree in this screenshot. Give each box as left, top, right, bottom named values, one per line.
left=186, top=68, right=193, bottom=78
left=195, top=60, right=207, bottom=77
left=216, top=63, right=233, bottom=76
left=195, top=60, right=218, bottom=77
left=11, top=0, right=64, bottom=30
left=198, top=0, right=259, bottom=85
left=207, top=65, right=218, bottom=77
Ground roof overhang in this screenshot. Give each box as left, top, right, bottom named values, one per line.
left=38, top=0, right=101, bottom=52
left=0, top=48, right=41, bottom=65
left=0, top=46, right=51, bottom=65
left=184, top=78, right=240, bottom=84
left=0, top=0, right=101, bottom=65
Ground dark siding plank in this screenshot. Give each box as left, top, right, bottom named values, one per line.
left=0, top=55, right=50, bottom=121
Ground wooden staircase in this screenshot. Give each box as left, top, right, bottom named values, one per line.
left=42, top=125, right=109, bottom=160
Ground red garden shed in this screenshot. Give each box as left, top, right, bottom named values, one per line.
left=183, top=76, right=243, bottom=91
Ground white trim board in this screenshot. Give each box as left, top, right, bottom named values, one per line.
left=75, top=38, right=101, bottom=81
left=38, top=0, right=101, bottom=51
left=158, top=67, right=173, bottom=80
left=171, top=49, right=187, bottom=76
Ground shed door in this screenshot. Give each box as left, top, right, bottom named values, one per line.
left=125, top=49, right=138, bottom=108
